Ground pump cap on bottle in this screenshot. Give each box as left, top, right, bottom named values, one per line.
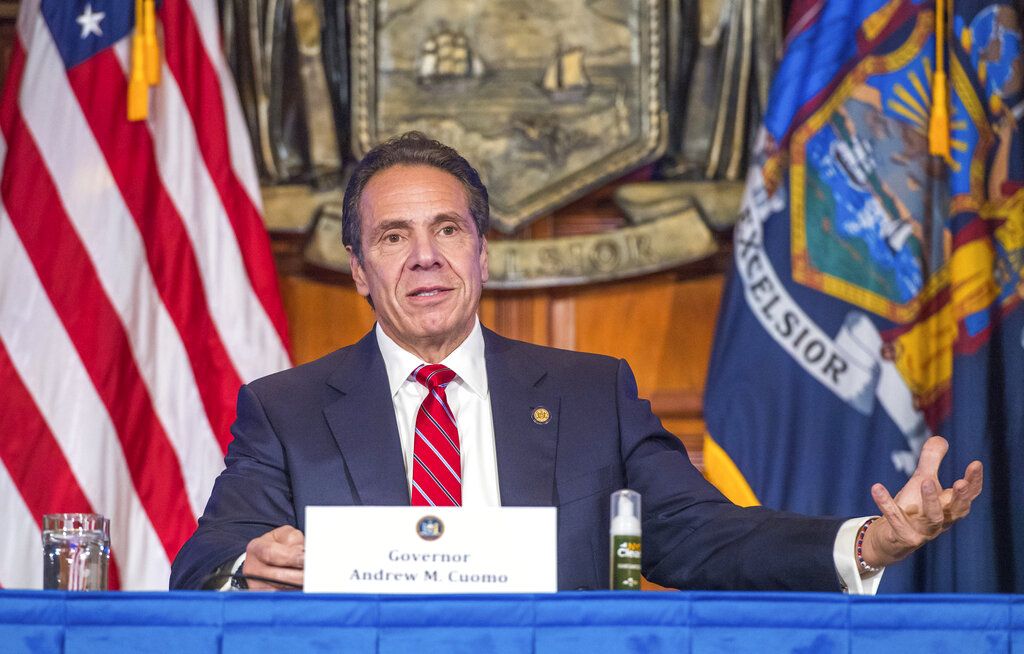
left=610, top=489, right=641, bottom=536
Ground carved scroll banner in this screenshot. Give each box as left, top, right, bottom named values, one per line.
left=485, top=209, right=716, bottom=288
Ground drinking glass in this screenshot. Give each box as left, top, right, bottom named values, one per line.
left=42, top=513, right=108, bottom=591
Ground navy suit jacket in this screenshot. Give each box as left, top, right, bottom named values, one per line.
left=170, top=328, right=844, bottom=591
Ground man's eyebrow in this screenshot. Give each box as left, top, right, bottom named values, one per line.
left=370, top=212, right=470, bottom=239
left=431, top=211, right=468, bottom=225
left=370, top=219, right=410, bottom=237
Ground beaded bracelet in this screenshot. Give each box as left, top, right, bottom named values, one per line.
left=856, top=519, right=882, bottom=573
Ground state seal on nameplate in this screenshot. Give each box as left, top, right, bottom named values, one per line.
left=416, top=516, right=444, bottom=541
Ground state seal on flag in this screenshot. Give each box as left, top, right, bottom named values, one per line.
left=782, top=4, right=1013, bottom=428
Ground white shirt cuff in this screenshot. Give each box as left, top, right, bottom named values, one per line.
left=834, top=517, right=883, bottom=594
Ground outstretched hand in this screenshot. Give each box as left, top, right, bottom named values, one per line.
left=859, top=436, right=983, bottom=571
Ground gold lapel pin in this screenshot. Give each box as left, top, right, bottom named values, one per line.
left=532, top=407, right=551, bottom=425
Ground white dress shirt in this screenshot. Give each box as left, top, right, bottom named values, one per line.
left=375, top=319, right=501, bottom=507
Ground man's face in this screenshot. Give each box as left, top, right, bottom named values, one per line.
left=349, top=164, right=488, bottom=362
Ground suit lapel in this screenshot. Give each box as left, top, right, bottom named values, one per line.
left=484, top=328, right=559, bottom=507
left=323, top=331, right=410, bottom=505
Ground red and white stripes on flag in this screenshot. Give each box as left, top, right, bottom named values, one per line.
left=0, top=0, right=291, bottom=589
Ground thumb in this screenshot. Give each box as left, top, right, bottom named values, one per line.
left=912, top=436, right=948, bottom=478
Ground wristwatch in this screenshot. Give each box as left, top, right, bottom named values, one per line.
left=230, top=572, right=248, bottom=590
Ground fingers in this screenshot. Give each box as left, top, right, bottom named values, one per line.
left=912, top=436, right=949, bottom=479
left=244, top=561, right=304, bottom=590
left=274, top=524, right=307, bottom=548
left=919, top=479, right=944, bottom=531
left=250, top=525, right=305, bottom=568
left=945, top=460, right=983, bottom=522
left=243, top=526, right=306, bottom=590
left=871, top=482, right=927, bottom=559
left=963, top=460, right=984, bottom=495
left=870, top=482, right=915, bottom=541
left=243, top=565, right=303, bottom=590
left=870, top=482, right=897, bottom=516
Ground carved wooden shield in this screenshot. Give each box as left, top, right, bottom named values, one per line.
left=349, top=0, right=667, bottom=233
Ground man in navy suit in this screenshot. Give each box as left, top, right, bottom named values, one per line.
left=170, top=132, right=982, bottom=592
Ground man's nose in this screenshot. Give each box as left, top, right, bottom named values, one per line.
left=407, top=232, right=442, bottom=268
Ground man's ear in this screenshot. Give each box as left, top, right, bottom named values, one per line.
left=348, top=246, right=370, bottom=297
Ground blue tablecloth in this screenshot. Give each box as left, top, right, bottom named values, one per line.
left=2, top=590, right=1022, bottom=653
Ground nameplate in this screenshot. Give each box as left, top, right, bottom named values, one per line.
left=304, top=506, right=557, bottom=593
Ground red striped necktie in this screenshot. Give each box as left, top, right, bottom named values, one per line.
left=411, top=364, right=461, bottom=506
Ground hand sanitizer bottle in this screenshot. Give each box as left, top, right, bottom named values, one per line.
left=610, top=489, right=642, bottom=590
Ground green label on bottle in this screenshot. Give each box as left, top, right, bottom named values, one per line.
left=611, top=535, right=642, bottom=590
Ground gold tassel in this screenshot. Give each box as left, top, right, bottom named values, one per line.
left=144, top=0, right=160, bottom=85
left=928, top=0, right=952, bottom=162
left=127, top=0, right=148, bottom=121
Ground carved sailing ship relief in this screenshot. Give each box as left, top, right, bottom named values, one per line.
left=538, top=45, right=591, bottom=104
left=417, top=28, right=487, bottom=87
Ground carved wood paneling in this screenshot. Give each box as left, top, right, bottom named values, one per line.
left=278, top=276, right=374, bottom=365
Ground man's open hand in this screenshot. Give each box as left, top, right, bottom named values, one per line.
left=859, top=436, right=983, bottom=571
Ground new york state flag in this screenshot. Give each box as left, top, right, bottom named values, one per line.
left=703, top=0, right=1023, bottom=593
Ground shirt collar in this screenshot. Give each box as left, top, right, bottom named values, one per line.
left=375, top=319, right=488, bottom=398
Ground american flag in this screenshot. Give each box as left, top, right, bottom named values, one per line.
left=0, top=0, right=291, bottom=589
